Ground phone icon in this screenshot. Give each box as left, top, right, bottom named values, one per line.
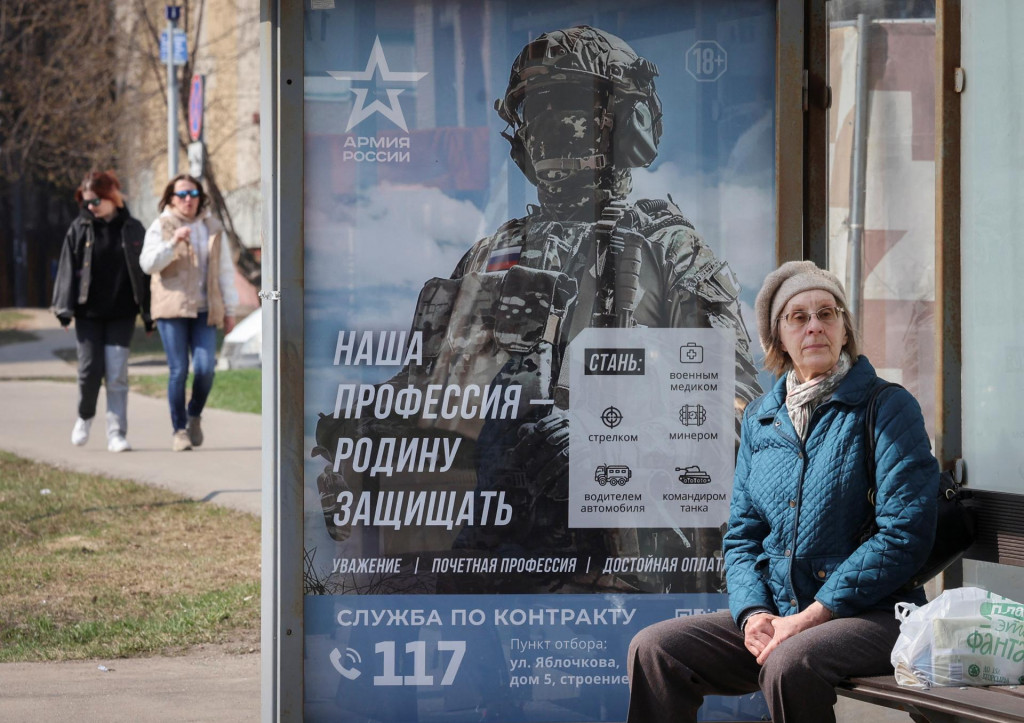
left=330, top=647, right=362, bottom=680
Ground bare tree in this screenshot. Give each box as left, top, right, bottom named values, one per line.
left=0, top=0, right=129, bottom=305
left=119, top=0, right=261, bottom=288
left=0, top=0, right=260, bottom=306
left=0, top=0, right=123, bottom=185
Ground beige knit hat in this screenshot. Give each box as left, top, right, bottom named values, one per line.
left=754, top=260, right=849, bottom=353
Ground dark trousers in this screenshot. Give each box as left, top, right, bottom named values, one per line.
left=74, top=316, right=135, bottom=437
left=626, top=609, right=901, bottom=723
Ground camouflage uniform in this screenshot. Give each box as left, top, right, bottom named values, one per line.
left=313, top=26, right=762, bottom=594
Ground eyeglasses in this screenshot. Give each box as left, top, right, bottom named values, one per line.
left=83, top=198, right=103, bottom=208
left=780, top=306, right=845, bottom=329
left=173, top=189, right=200, bottom=199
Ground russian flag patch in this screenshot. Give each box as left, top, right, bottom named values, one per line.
left=485, top=245, right=522, bottom=272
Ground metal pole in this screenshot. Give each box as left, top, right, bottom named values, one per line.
left=167, top=12, right=178, bottom=177
left=847, top=13, right=872, bottom=329
left=261, top=0, right=305, bottom=719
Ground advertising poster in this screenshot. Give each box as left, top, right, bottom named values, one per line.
left=303, top=2, right=777, bottom=720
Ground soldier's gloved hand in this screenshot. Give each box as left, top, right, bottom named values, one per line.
left=511, top=411, right=570, bottom=501
left=313, top=411, right=363, bottom=542
left=313, top=442, right=353, bottom=542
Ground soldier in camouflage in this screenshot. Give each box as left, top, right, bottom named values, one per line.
left=314, top=25, right=761, bottom=595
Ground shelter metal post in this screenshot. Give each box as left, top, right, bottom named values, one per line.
left=260, top=0, right=304, bottom=719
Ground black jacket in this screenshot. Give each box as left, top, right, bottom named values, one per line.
left=52, top=205, right=153, bottom=330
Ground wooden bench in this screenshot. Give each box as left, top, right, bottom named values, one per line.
left=836, top=489, right=1024, bottom=722
left=838, top=675, right=1024, bottom=722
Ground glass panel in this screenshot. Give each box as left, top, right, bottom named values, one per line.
left=303, top=2, right=777, bottom=720
left=826, top=0, right=937, bottom=438
left=960, top=0, right=1024, bottom=494
left=964, top=560, right=1024, bottom=606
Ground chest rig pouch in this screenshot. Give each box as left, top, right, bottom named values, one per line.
left=407, top=264, right=577, bottom=440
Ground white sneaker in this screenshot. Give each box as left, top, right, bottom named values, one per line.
left=108, top=435, right=131, bottom=453
left=71, top=418, right=91, bottom=446
left=172, top=429, right=193, bottom=452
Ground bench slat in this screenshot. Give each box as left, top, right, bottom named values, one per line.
left=838, top=676, right=1024, bottom=723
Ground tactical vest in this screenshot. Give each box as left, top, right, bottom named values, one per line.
left=401, top=197, right=753, bottom=440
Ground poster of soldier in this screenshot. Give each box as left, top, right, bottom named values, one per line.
left=303, top=2, right=776, bottom=720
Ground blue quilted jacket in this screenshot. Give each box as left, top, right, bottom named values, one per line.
left=724, top=356, right=938, bottom=623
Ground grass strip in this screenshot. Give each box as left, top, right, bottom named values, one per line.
left=0, top=308, right=38, bottom=344
left=0, top=309, right=31, bottom=330
left=0, top=451, right=260, bottom=662
left=130, top=368, right=261, bottom=414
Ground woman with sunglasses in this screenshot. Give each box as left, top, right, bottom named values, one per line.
left=141, top=174, right=238, bottom=452
left=52, top=170, right=153, bottom=453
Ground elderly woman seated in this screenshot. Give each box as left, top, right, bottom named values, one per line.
left=626, top=260, right=939, bottom=723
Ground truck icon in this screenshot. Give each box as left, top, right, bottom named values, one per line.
left=675, top=466, right=712, bottom=484
left=595, top=464, right=632, bottom=486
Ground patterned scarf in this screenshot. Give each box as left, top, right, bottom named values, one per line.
left=785, top=352, right=852, bottom=440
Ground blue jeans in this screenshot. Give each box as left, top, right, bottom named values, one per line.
left=156, top=312, right=218, bottom=432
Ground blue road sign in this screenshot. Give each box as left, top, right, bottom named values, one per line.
left=159, top=30, right=188, bottom=65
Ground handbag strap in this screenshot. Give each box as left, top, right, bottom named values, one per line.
left=864, top=382, right=904, bottom=504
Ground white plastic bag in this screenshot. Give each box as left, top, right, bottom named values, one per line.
left=891, top=586, right=1024, bottom=689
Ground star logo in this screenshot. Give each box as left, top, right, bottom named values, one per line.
left=327, top=36, right=428, bottom=133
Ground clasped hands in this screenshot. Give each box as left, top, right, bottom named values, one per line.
left=743, top=601, right=832, bottom=665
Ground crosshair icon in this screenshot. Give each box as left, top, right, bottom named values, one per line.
left=601, top=406, right=623, bottom=429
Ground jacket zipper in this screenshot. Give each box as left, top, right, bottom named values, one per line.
left=782, top=402, right=829, bottom=613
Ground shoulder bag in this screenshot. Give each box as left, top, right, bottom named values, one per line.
left=863, top=383, right=976, bottom=590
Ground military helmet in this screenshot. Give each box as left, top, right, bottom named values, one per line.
left=496, top=26, right=663, bottom=184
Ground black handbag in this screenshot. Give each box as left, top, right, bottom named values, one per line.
left=862, top=383, right=976, bottom=590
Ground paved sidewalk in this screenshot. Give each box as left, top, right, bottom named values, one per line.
left=0, top=646, right=260, bottom=722
left=0, top=380, right=262, bottom=516
left=0, top=310, right=263, bottom=722
left=0, top=310, right=260, bottom=516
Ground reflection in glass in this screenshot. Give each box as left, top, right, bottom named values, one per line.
left=826, top=0, right=937, bottom=437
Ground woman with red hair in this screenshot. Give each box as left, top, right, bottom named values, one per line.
left=52, top=170, right=152, bottom=452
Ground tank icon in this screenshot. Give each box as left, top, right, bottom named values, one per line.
left=675, top=466, right=711, bottom=484
left=595, top=464, right=632, bottom=486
